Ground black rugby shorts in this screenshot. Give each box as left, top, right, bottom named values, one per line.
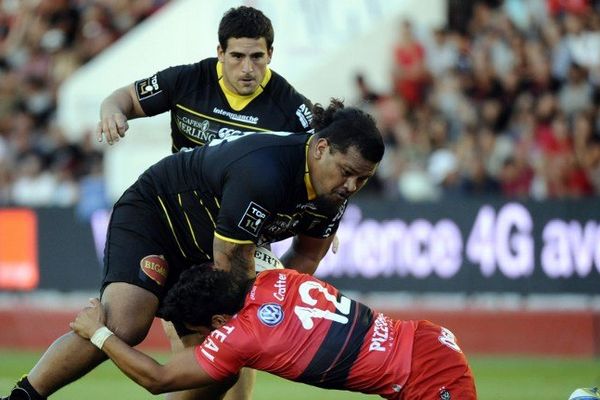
left=100, top=184, right=187, bottom=300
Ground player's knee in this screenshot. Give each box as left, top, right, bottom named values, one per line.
left=109, top=322, right=148, bottom=345
left=104, top=314, right=150, bottom=345
left=100, top=282, right=159, bottom=345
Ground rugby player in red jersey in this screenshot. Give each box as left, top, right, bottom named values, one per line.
left=70, top=266, right=477, bottom=400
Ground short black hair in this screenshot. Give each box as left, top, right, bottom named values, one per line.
left=312, top=98, right=384, bottom=163
left=159, top=264, right=250, bottom=328
left=218, top=6, right=274, bottom=51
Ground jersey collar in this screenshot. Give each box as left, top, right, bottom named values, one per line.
left=304, top=136, right=316, bottom=200
left=216, top=62, right=272, bottom=111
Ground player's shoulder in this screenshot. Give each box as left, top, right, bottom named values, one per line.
left=263, top=70, right=313, bottom=130
left=237, top=139, right=298, bottom=178
left=227, top=131, right=309, bottom=155
left=242, top=270, right=303, bottom=321
left=265, top=69, right=311, bottom=105
left=210, top=139, right=285, bottom=188
left=253, top=268, right=308, bottom=294
left=249, top=268, right=293, bottom=292
left=256, top=268, right=300, bottom=281
left=196, top=57, right=218, bottom=73
left=159, top=58, right=215, bottom=81
left=216, top=132, right=308, bottom=180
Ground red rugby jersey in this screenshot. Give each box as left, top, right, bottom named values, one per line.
left=194, top=269, right=417, bottom=398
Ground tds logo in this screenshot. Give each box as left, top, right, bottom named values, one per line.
left=238, top=202, right=270, bottom=237
left=135, top=75, right=161, bottom=100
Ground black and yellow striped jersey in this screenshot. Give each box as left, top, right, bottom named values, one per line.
left=134, top=58, right=313, bottom=152
left=135, top=131, right=345, bottom=261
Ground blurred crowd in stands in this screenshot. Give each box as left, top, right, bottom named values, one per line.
left=0, top=0, right=168, bottom=218
left=361, top=0, right=600, bottom=201
left=0, top=0, right=599, bottom=217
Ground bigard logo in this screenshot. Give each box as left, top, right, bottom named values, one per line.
left=140, top=254, right=168, bottom=286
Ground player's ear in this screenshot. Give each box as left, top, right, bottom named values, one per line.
left=211, top=314, right=231, bottom=329
left=314, top=138, right=329, bottom=159
left=267, top=47, right=273, bottom=63
left=217, top=45, right=225, bottom=62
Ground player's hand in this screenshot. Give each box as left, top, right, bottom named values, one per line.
left=96, top=112, right=129, bottom=145
left=70, top=298, right=107, bottom=339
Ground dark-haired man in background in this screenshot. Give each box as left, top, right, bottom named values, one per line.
left=96, top=6, right=313, bottom=150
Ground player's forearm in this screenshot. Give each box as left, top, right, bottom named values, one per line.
left=280, top=250, right=320, bottom=274
left=101, top=334, right=173, bottom=394
left=100, top=87, right=135, bottom=118
left=280, top=235, right=333, bottom=275
left=213, top=238, right=256, bottom=278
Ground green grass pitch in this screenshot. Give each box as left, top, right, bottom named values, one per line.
left=1, top=350, right=598, bottom=399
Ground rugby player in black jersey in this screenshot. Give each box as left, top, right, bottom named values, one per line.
left=96, top=6, right=313, bottom=151
left=3, top=99, right=384, bottom=400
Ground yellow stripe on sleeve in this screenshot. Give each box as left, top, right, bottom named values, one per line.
left=214, top=231, right=254, bottom=245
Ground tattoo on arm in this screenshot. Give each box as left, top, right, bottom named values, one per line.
left=213, top=239, right=255, bottom=278
left=228, top=245, right=254, bottom=278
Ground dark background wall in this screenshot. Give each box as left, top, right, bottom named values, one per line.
left=1, top=197, right=598, bottom=294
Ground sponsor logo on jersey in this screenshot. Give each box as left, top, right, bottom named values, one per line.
left=299, top=202, right=317, bottom=212
left=438, top=327, right=462, bottom=353
left=324, top=201, right=347, bottom=237
left=213, top=107, right=259, bottom=124
left=175, top=114, right=214, bottom=142
left=199, top=325, right=235, bottom=362
left=369, top=313, right=391, bottom=352
left=218, top=127, right=243, bottom=138
left=139, top=255, right=168, bottom=286
left=135, top=75, right=161, bottom=100
left=272, top=273, right=287, bottom=301
left=265, top=214, right=293, bottom=236
left=238, top=202, right=270, bottom=237
left=295, top=104, right=313, bottom=128
left=258, top=303, right=284, bottom=326
left=439, top=387, right=451, bottom=400
left=305, top=218, right=322, bottom=232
